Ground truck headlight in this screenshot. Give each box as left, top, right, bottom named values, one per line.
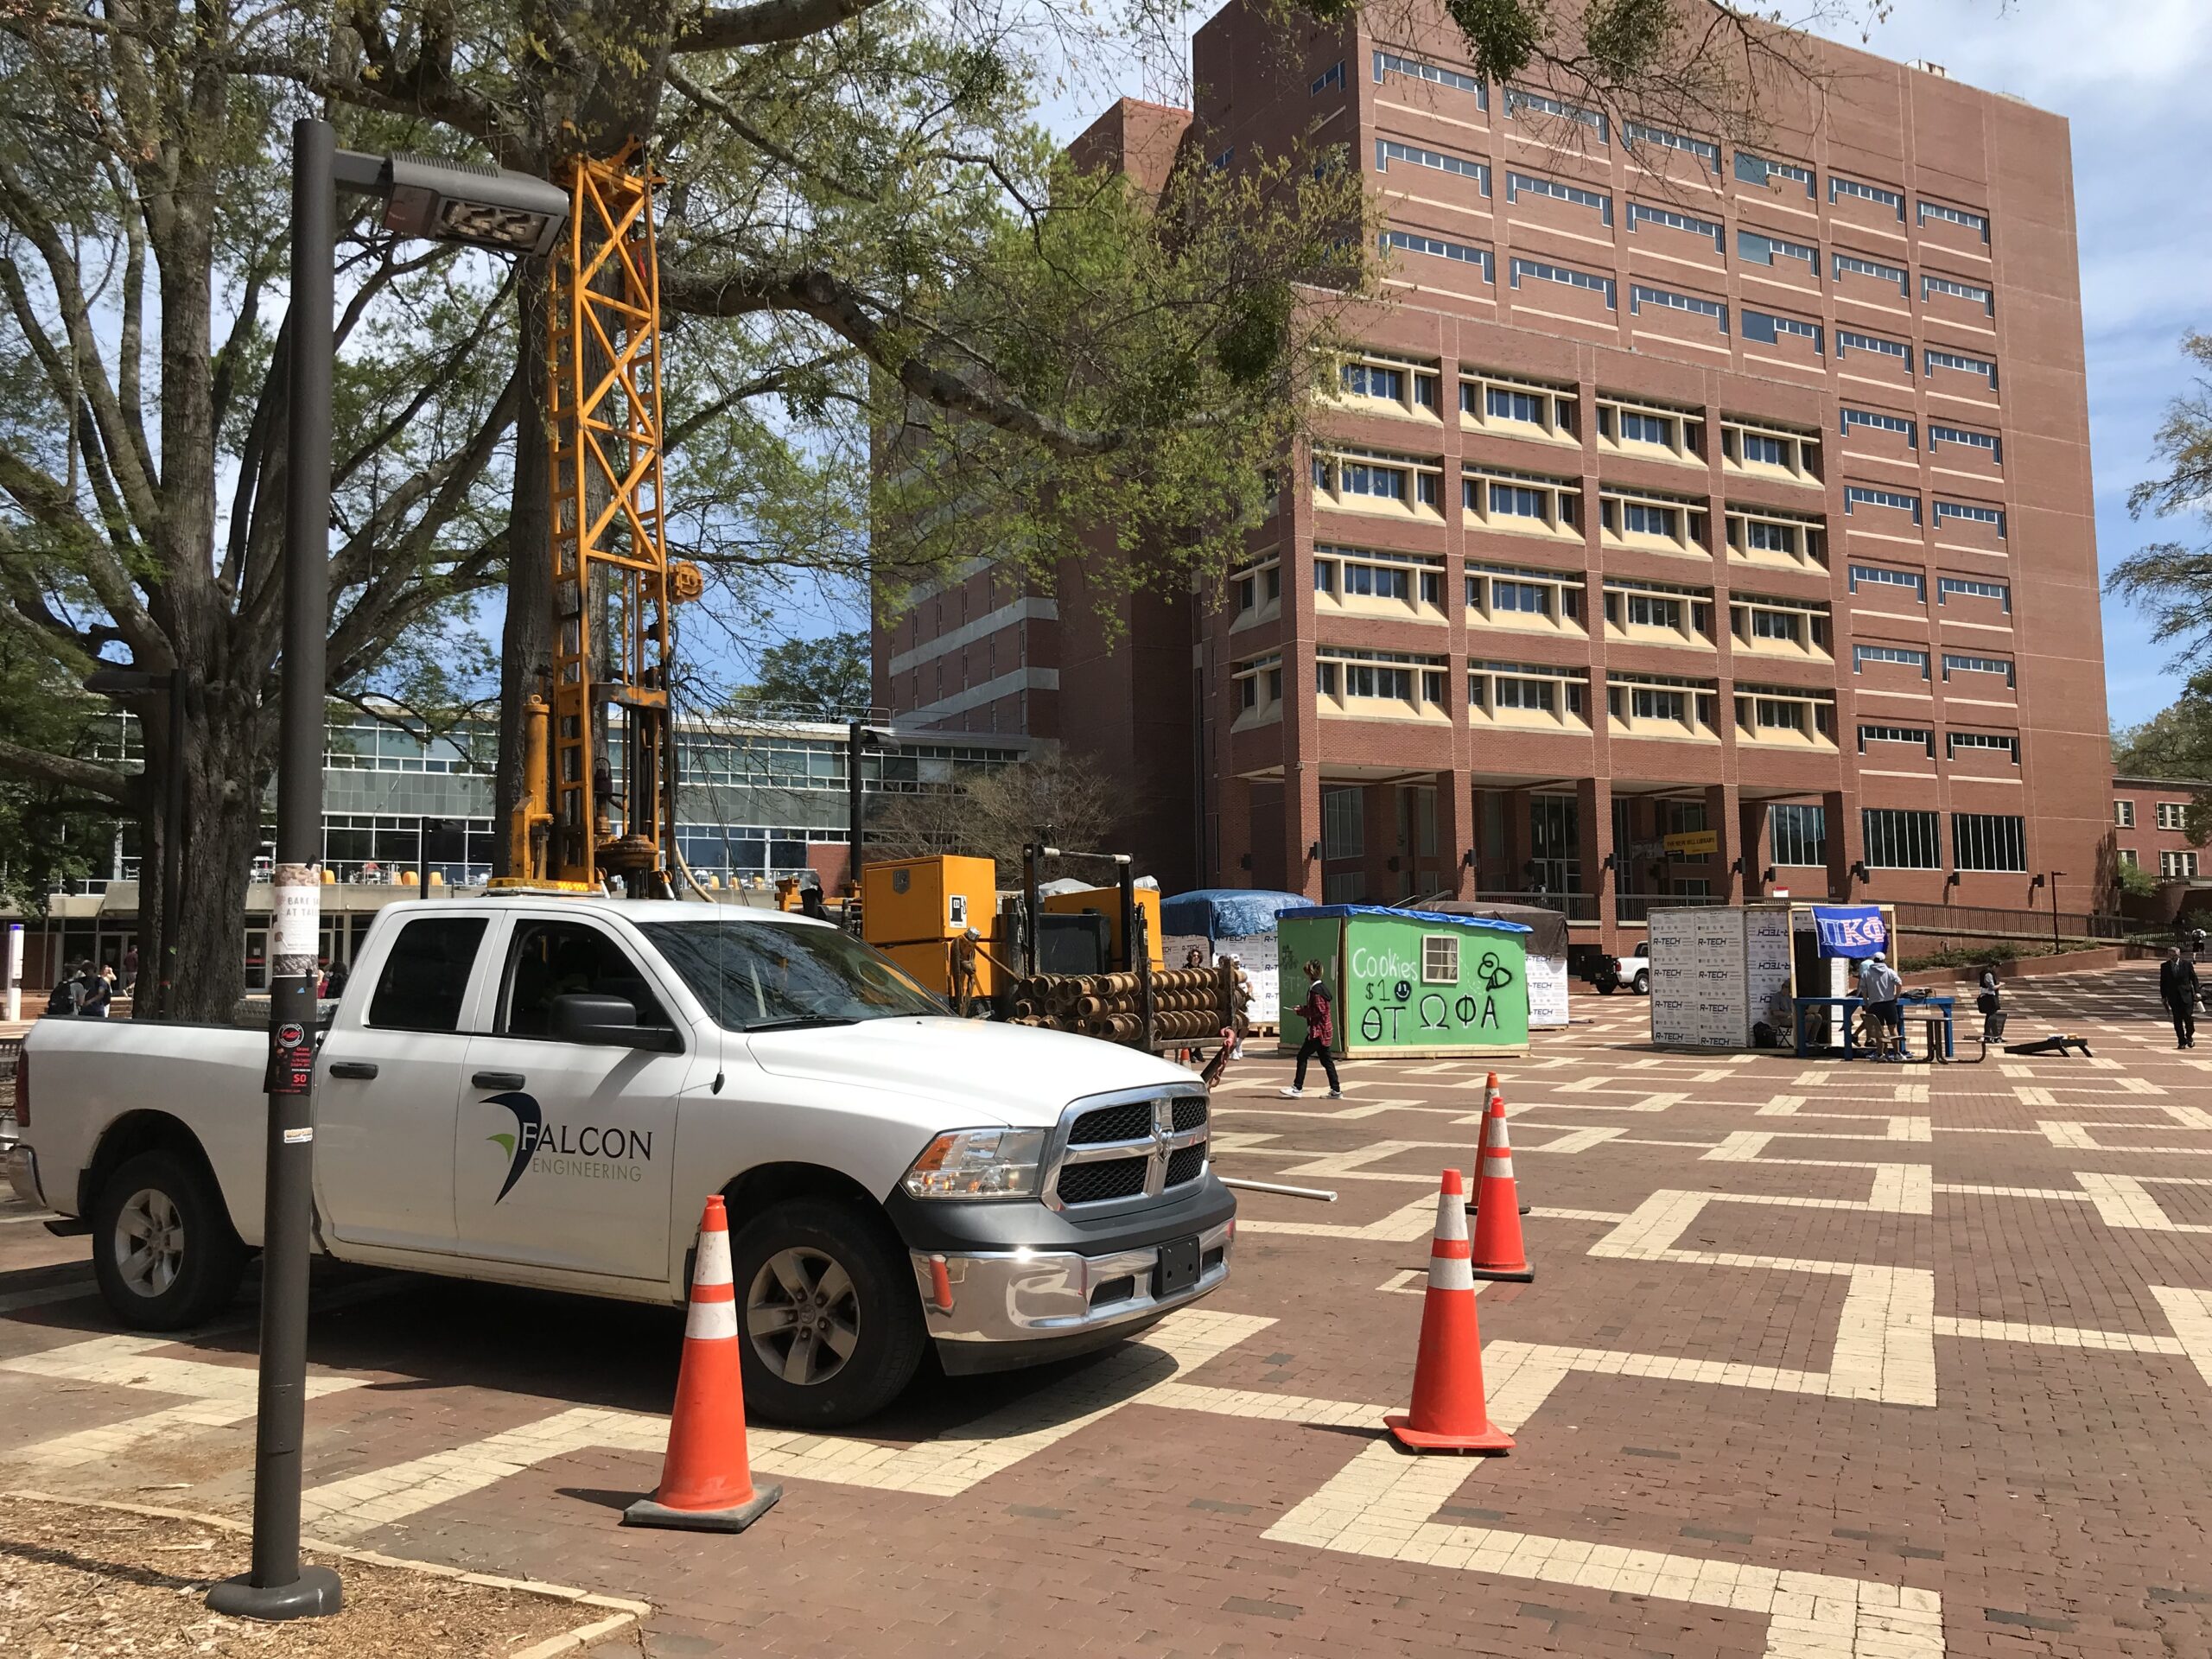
left=901, top=1128, right=1046, bottom=1200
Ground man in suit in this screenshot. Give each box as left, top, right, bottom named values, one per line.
left=2160, top=947, right=2200, bottom=1050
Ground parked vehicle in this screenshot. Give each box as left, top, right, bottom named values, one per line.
left=1589, top=941, right=1651, bottom=996
left=10, top=898, right=1234, bottom=1426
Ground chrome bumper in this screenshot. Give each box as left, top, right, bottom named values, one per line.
left=7, top=1143, right=46, bottom=1209
left=912, top=1217, right=1234, bottom=1344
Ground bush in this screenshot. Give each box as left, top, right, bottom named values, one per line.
left=1897, top=941, right=2097, bottom=972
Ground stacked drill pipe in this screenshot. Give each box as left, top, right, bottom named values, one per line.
left=1005, top=963, right=1250, bottom=1046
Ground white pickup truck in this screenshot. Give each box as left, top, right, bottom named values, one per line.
left=9, top=896, right=1233, bottom=1425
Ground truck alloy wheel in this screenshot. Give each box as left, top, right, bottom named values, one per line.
left=726, top=1196, right=926, bottom=1427
left=113, top=1187, right=186, bottom=1298
left=91, top=1147, right=246, bottom=1331
left=747, top=1248, right=861, bottom=1386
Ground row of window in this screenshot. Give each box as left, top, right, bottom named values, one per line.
left=1854, top=724, right=2020, bottom=761
left=1862, top=809, right=2026, bottom=871
left=2113, top=799, right=2191, bottom=830
left=1358, top=48, right=1993, bottom=242
left=1841, top=486, right=2005, bottom=535
left=1851, top=645, right=2016, bottom=687
left=1846, top=565, right=2012, bottom=610
left=1838, top=408, right=2002, bottom=462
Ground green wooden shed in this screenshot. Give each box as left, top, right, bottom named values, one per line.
left=1274, top=906, right=1532, bottom=1059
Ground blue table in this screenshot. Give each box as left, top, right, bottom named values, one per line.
left=1794, top=995, right=1955, bottom=1060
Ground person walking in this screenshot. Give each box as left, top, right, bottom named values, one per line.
left=1856, top=950, right=1904, bottom=1060
left=1280, top=957, right=1343, bottom=1099
left=2160, top=947, right=2200, bottom=1050
left=120, top=944, right=138, bottom=995
left=42, top=961, right=89, bottom=1017
left=83, top=965, right=115, bottom=1018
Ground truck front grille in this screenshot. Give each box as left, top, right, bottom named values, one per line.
left=1048, top=1090, right=1211, bottom=1211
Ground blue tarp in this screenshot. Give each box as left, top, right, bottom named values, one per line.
left=1160, top=888, right=1314, bottom=943
left=1811, top=904, right=1889, bottom=957
left=1279, top=905, right=1533, bottom=934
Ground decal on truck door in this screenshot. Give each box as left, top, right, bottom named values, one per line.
left=482, top=1091, right=655, bottom=1204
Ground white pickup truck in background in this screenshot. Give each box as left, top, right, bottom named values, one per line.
left=10, top=898, right=1233, bottom=1425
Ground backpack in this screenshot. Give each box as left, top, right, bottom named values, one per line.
left=44, top=978, right=82, bottom=1016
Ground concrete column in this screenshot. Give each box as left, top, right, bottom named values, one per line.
left=1738, top=798, right=1770, bottom=898
left=1286, top=762, right=1321, bottom=900
left=1706, top=781, right=1744, bottom=902
left=1506, top=787, right=1534, bottom=888
left=1824, top=787, right=1856, bottom=904
left=1441, top=769, right=1474, bottom=898
left=1218, top=773, right=1252, bottom=888
left=1580, top=775, right=1615, bottom=935
left=1365, top=782, right=1396, bottom=901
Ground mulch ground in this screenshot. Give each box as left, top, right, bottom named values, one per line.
left=0, top=1495, right=634, bottom=1658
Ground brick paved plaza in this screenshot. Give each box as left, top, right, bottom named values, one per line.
left=4, top=963, right=2209, bottom=1656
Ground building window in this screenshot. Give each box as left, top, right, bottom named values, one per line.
left=1863, top=808, right=1941, bottom=869
left=1380, top=227, right=1495, bottom=280
left=1372, top=48, right=1485, bottom=100
left=1627, top=200, right=1723, bottom=249
left=1926, top=347, right=1998, bottom=389
left=1629, top=283, right=1727, bottom=331
left=1933, top=500, right=2005, bottom=537
left=1733, top=597, right=1827, bottom=651
left=1941, top=652, right=2014, bottom=688
left=1720, top=420, right=1819, bottom=479
left=1315, top=544, right=1445, bottom=610
left=1842, top=407, right=1916, bottom=447
left=1624, top=119, right=1719, bottom=170
left=2163, top=850, right=2201, bottom=880
left=1605, top=671, right=1717, bottom=734
left=1469, top=660, right=1589, bottom=725
left=1740, top=309, right=1823, bottom=352
left=1232, top=556, right=1281, bottom=616
left=1929, top=423, right=2000, bottom=463
left=1461, top=370, right=1576, bottom=438
left=1936, top=576, right=2009, bottom=611
left=1738, top=228, right=1816, bottom=269
left=1506, top=169, right=1612, bottom=224
left=1602, top=490, right=1708, bottom=552
left=1322, top=786, right=1363, bottom=857
left=1737, top=689, right=1834, bottom=742
left=2158, top=802, right=2190, bottom=831
left=1770, top=804, right=1828, bottom=867
left=1838, top=329, right=1912, bottom=369
left=1847, top=563, right=1924, bottom=601
left=1843, top=484, right=1922, bottom=524
left=1917, top=198, right=1989, bottom=240
left=2119, top=848, right=2139, bottom=868
left=1376, top=138, right=1490, bottom=188
left=1726, top=510, right=1825, bottom=567
left=1509, top=256, right=1616, bottom=307
left=1339, top=353, right=1442, bottom=412
left=1734, top=151, right=1814, bottom=195
left=1313, top=446, right=1444, bottom=512
left=1859, top=724, right=1935, bottom=757
left=1952, top=812, right=2027, bottom=872
left=1853, top=644, right=1929, bottom=677
left=1528, top=794, right=1580, bottom=893
left=1923, top=274, right=1993, bottom=315
left=1311, top=60, right=1344, bottom=94
left=1317, top=645, right=1447, bottom=711
left=1829, top=175, right=1904, bottom=218
left=2114, top=799, right=2136, bottom=829
left=1463, top=466, right=1579, bottom=531
left=1833, top=251, right=1909, bottom=295
left=1946, top=731, right=2019, bottom=763
left=1468, top=564, right=1582, bottom=626
left=1504, top=86, right=1607, bottom=138
left=1595, top=396, right=1702, bottom=459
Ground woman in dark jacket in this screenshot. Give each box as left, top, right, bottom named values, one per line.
left=1280, top=958, right=1344, bottom=1098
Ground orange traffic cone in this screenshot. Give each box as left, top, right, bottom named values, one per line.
left=1469, top=1086, right=1534, bottom=1282
left=624, top=1196, right=783, bottom=1531
left=1463, top=1071, right=1529, bottom=1218
left=1385, top=1169, right=1513, bottom=1454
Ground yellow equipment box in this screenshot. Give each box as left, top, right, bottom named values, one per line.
left=1041, top=885, right=1163, bottom=971
left=861, top=855, right=1001, bottom=1002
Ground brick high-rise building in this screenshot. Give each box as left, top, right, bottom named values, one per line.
left=874, top=1, right=2116, bottom=944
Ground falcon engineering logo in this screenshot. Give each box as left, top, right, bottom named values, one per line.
left=484, top=1091, right=654, bottom=1202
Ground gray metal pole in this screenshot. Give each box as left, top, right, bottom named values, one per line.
left=1024, top=843, right=1040, bottom=976
left=1118, top=860, right=1136, bottom=975
left=208, top=117, right=342, bottom=1623
left=847, top=720, right=864, bottom=902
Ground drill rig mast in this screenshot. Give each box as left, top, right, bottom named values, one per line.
left=506, top=149, right=702, bottom=893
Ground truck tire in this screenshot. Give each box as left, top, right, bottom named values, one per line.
left=728, top=1198, right=926, bottom=1427
left=1596, top=980, right=1617, bottom=996
left=1633, top=971, right=1650, bottom=996
left=92, top=1149, right=247, bottom=1332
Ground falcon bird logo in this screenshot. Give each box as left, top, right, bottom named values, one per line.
left=484, top=1091, right=543, bottom=1204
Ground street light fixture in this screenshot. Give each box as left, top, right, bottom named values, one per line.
left=207, top=121, right=569, bottom=1627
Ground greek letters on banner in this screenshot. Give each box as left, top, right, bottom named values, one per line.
left=1810, top=904, right=1888, bottom=958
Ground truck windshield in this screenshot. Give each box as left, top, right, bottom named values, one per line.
left=639, top=918, right=945, bottom=1029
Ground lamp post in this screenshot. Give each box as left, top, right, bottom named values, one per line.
left=207, top=119, right=569, bottom=1625
left=846, top=721, right=887, bottom=913
left=2031, top=871, right=2064, bottom=953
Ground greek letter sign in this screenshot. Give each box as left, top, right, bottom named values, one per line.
left=1811, top=904, right=1888, bottom=958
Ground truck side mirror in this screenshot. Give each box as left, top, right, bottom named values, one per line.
left=550, top=992, right=681, bottom=1052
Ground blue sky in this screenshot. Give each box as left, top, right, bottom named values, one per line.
left=1033, top=0, right=2204, bottom=731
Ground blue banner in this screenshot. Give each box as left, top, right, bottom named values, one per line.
left=1812, top=905, right=1888, bottom=957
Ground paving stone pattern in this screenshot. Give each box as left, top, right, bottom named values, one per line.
left=2, top=964, right=2209, bottom=1656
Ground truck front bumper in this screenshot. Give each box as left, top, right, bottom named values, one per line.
left=889, top=1174, right=1237, bottom=1375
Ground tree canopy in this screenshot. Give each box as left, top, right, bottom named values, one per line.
left=2109, top=331, right=2212, bottom=677
left=721, top=631, right=874, bottom=717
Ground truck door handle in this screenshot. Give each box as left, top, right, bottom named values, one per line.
left=327, top=1061, right=378, bottom=1081
left=473, top=1071, right=527, bottom=1091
